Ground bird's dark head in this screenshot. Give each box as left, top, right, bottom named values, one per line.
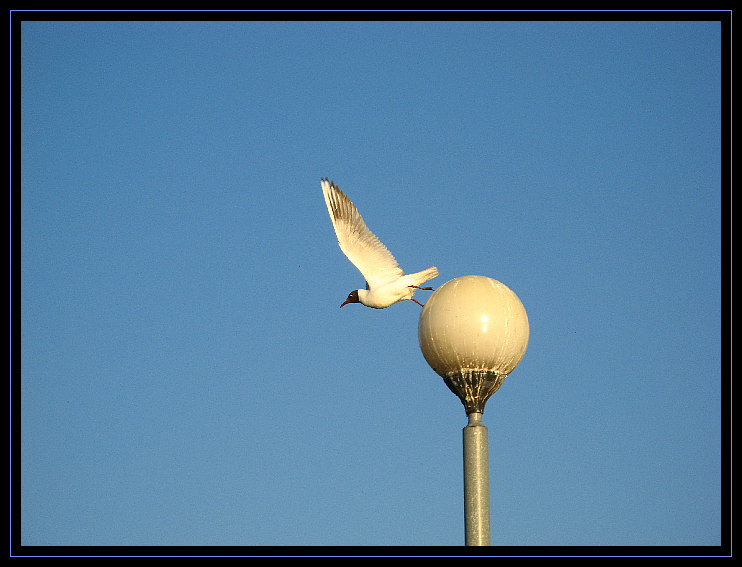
left=340, top=289, right=360, bottom=308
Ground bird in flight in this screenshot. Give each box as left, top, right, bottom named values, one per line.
left=321, top=178, right=438, bottom=309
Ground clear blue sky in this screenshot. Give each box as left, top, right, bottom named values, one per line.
left=19, top=19, right=723, bottom=549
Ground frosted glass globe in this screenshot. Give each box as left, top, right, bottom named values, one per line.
left=418, top=276, right=529, bottom=412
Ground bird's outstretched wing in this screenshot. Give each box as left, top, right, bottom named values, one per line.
left=322, top=178, right=404, bottom=288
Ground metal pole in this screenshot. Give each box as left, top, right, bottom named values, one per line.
left=463, top=411, right=490, bottom=546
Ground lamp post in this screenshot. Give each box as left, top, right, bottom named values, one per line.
left=418, top=276, right=529, bottom=546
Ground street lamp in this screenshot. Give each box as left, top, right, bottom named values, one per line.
left=418, top=275, right=529, bottom=546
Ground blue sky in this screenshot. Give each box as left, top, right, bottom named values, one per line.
left=19, top=18, right=724, bottom=549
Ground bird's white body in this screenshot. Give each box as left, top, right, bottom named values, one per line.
left=355, top=267, right=440, bottom=309
left=321, top=178, right=438, bottom=309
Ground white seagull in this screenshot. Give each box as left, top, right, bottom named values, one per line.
left=321, top=178, right=439, bottom=309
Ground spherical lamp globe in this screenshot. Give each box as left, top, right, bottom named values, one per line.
left=418, top=275, right=529, bottom=414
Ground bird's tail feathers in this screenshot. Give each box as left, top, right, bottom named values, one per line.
left=410, top=266, right=439, bottom=286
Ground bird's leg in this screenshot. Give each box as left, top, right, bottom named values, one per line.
left=411, top=298, right=425, bottom=307
left=408, top=285, right=434, bottom=290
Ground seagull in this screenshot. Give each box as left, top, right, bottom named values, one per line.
left=321, top=178, right=438, bottom=309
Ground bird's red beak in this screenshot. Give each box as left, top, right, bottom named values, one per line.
left=340, top=300, right=350, bottom=308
